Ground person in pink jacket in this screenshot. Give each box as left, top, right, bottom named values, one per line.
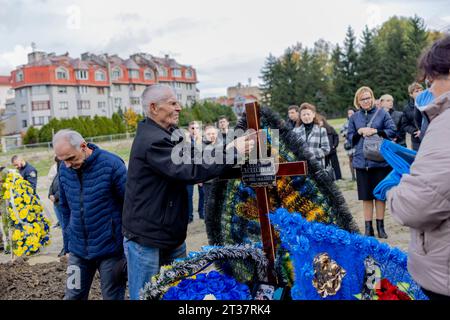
left=387, top=35, right=450, bottom=300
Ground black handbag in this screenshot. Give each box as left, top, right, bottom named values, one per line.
left=363, top=108, right=384, bottom=162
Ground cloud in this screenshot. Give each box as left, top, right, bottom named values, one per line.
left=0, top=44, right=32, bottom=74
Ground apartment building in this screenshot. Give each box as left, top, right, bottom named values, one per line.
left=10, top=51, right=199, bottom=131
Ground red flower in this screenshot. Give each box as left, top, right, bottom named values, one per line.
left=376, top=279, right=411, bottom=300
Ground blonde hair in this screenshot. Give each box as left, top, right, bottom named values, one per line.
left=380, top=94, right=394, bottom=102
left=408, top=82, right=423, bottom=95
left=353, top=86, right=375, bottom=109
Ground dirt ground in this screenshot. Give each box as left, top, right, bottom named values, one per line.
left=0, top=135, right=411, bottom=300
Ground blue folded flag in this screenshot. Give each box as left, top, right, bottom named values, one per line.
left=373, top=140, right=417, bottom=200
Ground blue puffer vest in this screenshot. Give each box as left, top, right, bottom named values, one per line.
left=59, top=143, right=127, bottom=260
left=347, top=107, right=396, bottom=169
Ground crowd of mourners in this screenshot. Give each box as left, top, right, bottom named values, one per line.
left=0, top=35, right=449, bottom=301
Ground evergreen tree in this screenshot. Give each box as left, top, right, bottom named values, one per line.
left=405, top=15, right=429, bottom=80
left=329, top=44, right=348, bottom=113
left=374, top=17, right=411, bottom=103
left=341, top=26, right=359, bottom=108
left=356, top=26, right=379, bottom=90
left=260, top=54, right=279, bottom=105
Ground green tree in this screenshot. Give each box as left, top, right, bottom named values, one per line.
left=356, top=26, right=379, bottom=90
left=260, top=54, right=279, bottom=105
left=112, top=113, right=126, bottom=133
left=374, top=16, right=412, bottom=103
left=23, top=126, right=40, bottom=144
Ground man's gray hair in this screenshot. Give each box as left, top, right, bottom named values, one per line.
left=141, top=84, right=174, bottom=116
left=52, top=129, right=85, bottom=149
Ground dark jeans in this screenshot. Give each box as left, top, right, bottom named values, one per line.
left=54, top=203, right=63, bottom=226
left=187, top=184, right=204, bottom=220
left=203, top=183, right=212, bottom=221
left=64, top=253, right=126, bottom=300
left=422, top=287, right=450, bottom=300
left=198, top=184, right=204, bottom=219
left=187, top=184, right=194, bottom=221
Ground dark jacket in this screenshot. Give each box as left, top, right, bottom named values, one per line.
left=19, top=162, right=37, bottom=193
left=48, top=172, right=60, bottom=205
left=388, top=109, right=406, bottom=146
left=122, top=118, right=232, bottom=249
left=402, top=99, right=421, bottom=147
left=325, top=124, right=339, bottom=155
left=347, top=107, right=396, bottom=169
left=59, top=143, right=127, bottom=260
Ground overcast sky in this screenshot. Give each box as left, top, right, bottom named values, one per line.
left=0, top=0, right=449, bottom=97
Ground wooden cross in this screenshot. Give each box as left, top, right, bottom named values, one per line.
left=221, top=101, right=308, bottom=284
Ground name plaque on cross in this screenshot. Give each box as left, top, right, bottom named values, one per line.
left=241, top=159, right=277, bottom=188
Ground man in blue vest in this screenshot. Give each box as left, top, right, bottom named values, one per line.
left=53, top=129, right=127, bottom=300
left=11, top=155, right=38, bottom=193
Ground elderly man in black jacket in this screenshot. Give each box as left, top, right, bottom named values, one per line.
left=122, top=84, right=253, bottom=300
left=380, top=94, right=406, bottom=147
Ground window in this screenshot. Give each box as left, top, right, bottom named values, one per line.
left=17, top=88, right=26, bottom=97
left=58, top=86, right=67, bottom=94
left=114, top=98, right=122, bottom=108
left=78, top=86, right=88, bottom=94
left=97, top=87, right=105, bottom=95
left=16, top=70, right=24, bottom=82
left=77, top=100, right=90, bottom=110
left=177, top=94, right=182, bottom=101
left=76, top=70, right=89, bottom=80
left=95, top=70, right=106, bottom=81
left=98, top=101, right=106, bottom=109
left=172, top=68, right=182, bottom=77
left=32, top=116, right=45, bottom=125
left=130, top=97, right=140, bottom=105
left=31, top=85, right=48, bottom=95
left=113, top=84, right=121, bottom=92
left=186, top=69, right=193, bottom=78
left=59, top=101, right=69, bottom=110
left=21, top=104, right=27, bottom=112
left=22, top=120, right=27, bottom=128
left=158, top=66, right=168, bottom=77
left=112, top=67, right=122, bottom=80
left=187, top=83, right=193, bottom=90
left=31, top=101, right=50, bottom=111
left=129, top=84, right=137, bottom=91
left=56, top=67, right=69, bottom=80
left=144, top=69, right=154, bottom=80
left=175, top=82, right=181, bottom=88
left=128, top=69, right=139, bottom=79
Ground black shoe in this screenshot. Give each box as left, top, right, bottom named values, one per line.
left=57, top=248, right=66, bottom=257
left=188, top=218, right=193, bottom=224
left=0, top=245, right=4, bottom=253
left=376, top=219, right=388, bottom=239
left=4, top=249, right=11, bottom=255
left=53, top=222, right=61, bottom=229
left=365, top=221, right=374, bottom=237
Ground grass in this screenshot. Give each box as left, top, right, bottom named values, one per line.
left=328, top=118, right=346, bottom=131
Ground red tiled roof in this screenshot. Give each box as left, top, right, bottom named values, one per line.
left=0, top=75, right=11, bottom=85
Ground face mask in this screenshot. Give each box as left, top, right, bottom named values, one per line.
left=415, top=89, right=435, bottom=112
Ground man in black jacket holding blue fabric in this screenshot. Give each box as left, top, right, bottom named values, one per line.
left=122, top=84, right=254, bottom=300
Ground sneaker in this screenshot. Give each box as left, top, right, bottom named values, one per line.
left=4, top=249, right=11, bottom=255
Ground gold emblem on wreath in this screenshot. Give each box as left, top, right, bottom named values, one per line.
left=312, top=253, right=346, bottom=298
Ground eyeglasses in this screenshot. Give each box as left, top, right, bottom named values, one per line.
left=359, top=97, right=372, bottom=102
